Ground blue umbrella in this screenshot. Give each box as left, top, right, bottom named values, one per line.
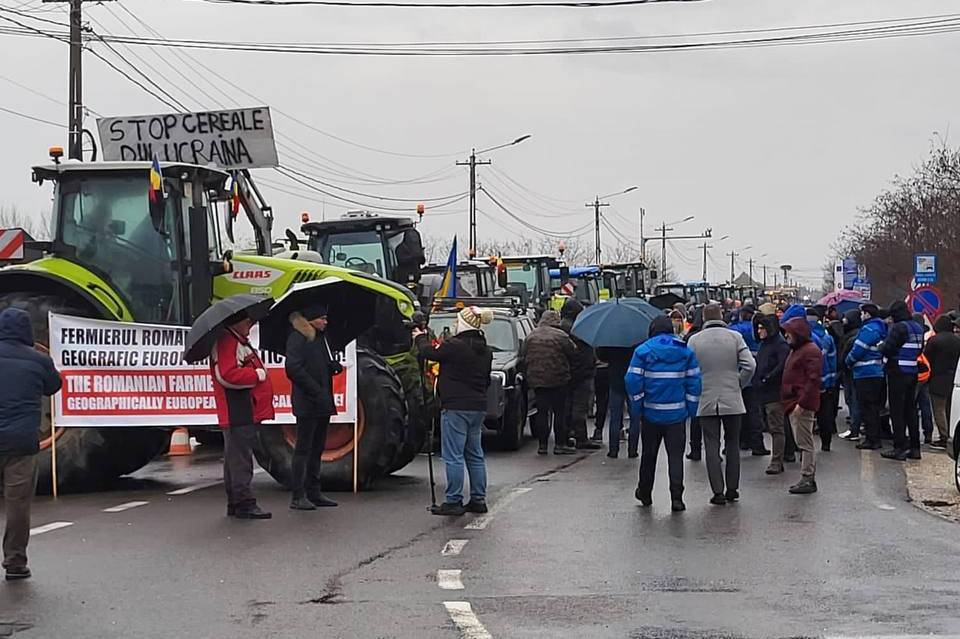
left=616, top=297, right=663, bottom=321
left=571, top=298, right=653, bottom=348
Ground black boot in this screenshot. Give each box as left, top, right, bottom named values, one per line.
left=291, top=492, right=316, bottom=510
left=591, top=428, right=604, bottom=442
left=290, top=455, right=317, bottom=509
left=305, top=458, right=338, bottom=507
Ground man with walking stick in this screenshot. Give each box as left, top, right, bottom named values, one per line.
left=415, top=306, right=494, bottom=516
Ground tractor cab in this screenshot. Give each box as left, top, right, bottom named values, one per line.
left=420, top=259, right=499, bottom=300
left=605, top=261, right=648, bottom=298
left=549, top=265, right=601, bottom=306
left=29, top=160, right=234, bottom=326
left=300, top=212, right=425, bottom=288
left=497, top=255, right=567, bottom=316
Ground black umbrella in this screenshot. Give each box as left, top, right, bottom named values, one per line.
left=183, top=294, right=274, bottom=363
left=648, top=292, right=687, bottom=311
left=258, top=277, right=379, bottom=355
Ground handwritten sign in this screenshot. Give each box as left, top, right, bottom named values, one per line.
left=96, top=107, right=279, bottom=170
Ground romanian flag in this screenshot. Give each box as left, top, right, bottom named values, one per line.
left=230, top=173, right=241, bottom=218
left=436, top=237, right=458, bottom=299
left=148, top=154, right=165, bottom=204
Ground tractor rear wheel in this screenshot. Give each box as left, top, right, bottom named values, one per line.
left=255, top=347, right=406, bottom=491
left=0, top=293, right=169, bottom=493
left=385, top=352, right=429, bottom=473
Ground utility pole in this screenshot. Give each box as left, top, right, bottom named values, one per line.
left=700, top=242, right=713, bottom=281
left=586, top=196, right=610, bottom=264
left=639, top=207, right=645, bottom=262
left=748, top=258, right=754, bottom=285
left=661, top=222, right=668, bottom=281
left=727, top=251, right=738, bottom=283
left=762, top=264, right=768, bottom=290
left=456, top=149, right=491, bottom=258
left=44, top=0, right=88, bottom=158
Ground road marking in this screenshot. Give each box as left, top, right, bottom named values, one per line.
left=30, top=521, right=74, bottom=536
left=437, top=569, right=464, bottom=590
left=443, top=601, right=492, bottom=639
left=102, top=500, right=148, bottom=513
left=875, top=503, right=896, bottom=511
left=167, top=468, right=265, bottom=495
left=825, top=635, right=960, bottom=639
left=464, top=487, right=532, bottom=530
left=442, top=539, right=469, bottom=556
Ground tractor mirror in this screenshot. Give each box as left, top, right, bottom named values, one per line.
left=336, top=252, right=348, bottom=262
left=497, top=267, right=508, bottom=289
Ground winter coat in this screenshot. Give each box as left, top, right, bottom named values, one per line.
left=625, top=333, right=701, bottom=424
left=417, top=329, right=492, bottom=412
left=0, top=308, right=62, bottom=456
left=597, top=346, right=635, bottom=394
left=686, top=320, right=756, bottom=416
left=810, top=322, right=839, bottom=389
left=520, top=312, right=575, bottom=389
left=781, top=318, right=823, bottom=415
left=285, top=313, right=343, bottom=418
left=838, top=309, right=862, bottom=376
left=752, top=314, right=790, bottom=405
left=211, top=328, right=275, bottom=427
left=845, top=317, right=887, bottom=380
left=880, top=302, right=925, bottom=376
left=924, top=315, right=960, bottom=397
left=730, top=318, right=759, bottom=354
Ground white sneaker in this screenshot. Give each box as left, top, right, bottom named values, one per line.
left=838, top=430, right=851, bottom=439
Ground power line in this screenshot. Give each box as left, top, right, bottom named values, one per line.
left=279, top=165, right=468, bottom=202
left=196, top=0, right=703, bottom=8
left=480, top=186, right=592, bottom=238
left=0, top=104, right=62, bottom=127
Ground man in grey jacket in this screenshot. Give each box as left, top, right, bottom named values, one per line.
left=686, top=304, right=756, bottom=505
left=520, top=311, right=576, bottom=455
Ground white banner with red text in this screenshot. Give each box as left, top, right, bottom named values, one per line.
left=48, top=313, right=356, bottom=427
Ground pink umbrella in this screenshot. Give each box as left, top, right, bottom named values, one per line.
left=817, top=289, right=866, bottom=307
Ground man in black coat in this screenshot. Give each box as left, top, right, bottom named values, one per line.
left=416, top=306, right=493, bottom=516
left=753, top=314, right=791, bottom=474
left=560, top=299, right=601, bottom=450
left=924, top=315, right=960, bottom=448
left=0, top=308, right=62, bottom=580
left=285, top=304, right=343, bottom=510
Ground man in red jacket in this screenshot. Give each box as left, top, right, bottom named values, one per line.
left=211, top=314, right=275, bottom=519
left=781, top=317, right=823, bottom=495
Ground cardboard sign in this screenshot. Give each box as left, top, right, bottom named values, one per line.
left=96, top=107, right=279, bottom=170
left=49, top=313, right=356, bottom=427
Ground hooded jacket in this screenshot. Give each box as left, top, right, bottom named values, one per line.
left=838, top=309, right=862, bottom=375
left=211, top=327, right=276, bottom=427
left=560, top=298, right=596, bottom=382
left=781, top=318, right=823, bottom=415
left=417, top=328, right=492, bottom=412
left=845, top=314, right=887, bottom=380
left=686, top=319, right=756, bottom=416
left=809, top=320, right=838, bottom=390
left=752, top=314, right=790, bottom=405
left=924, top=315, right=960, bottom=397
left=880, top=301, right=925, bottom=375
left=520, top=311, right=575, bottom=389
left=729, top=310, right=759, bottom=354
left=0, top=308, right=62, bottom=456
left=625, top=317, right=701, bottom=425
left=285, top=313, right=344, bottom=418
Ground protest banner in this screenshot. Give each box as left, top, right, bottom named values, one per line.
left=96, top=107, right=279, bottom=170
left=48, top=313, right=356, bottom=427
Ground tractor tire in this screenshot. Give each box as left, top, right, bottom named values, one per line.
left=0, top=293, right=168, bottom=493
left=385, top=352, right=428, bottom=473
left=255, top=347, right=406, bottom=491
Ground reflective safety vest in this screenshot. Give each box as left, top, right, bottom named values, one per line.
left=895, top=320, right=925, bottom=374
left=917, top=353, right=930, bottom=384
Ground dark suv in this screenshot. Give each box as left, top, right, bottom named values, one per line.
left=428, top=300, right=535, bottom=450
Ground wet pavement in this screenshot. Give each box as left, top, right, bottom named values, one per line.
left=2, top=427, right=960, bottom=638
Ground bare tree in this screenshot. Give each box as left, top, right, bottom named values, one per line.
left=0, top=205, right=51, bottom=240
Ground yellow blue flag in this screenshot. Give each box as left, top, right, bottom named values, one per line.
left=437, top=237, right=457, bottom=298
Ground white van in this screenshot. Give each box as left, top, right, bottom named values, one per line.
left=948, top=366, right=960, bottom=492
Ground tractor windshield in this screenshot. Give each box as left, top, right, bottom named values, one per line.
left=58, top=173, right=184, bottom=324
left=312, top=230, right=389, bottom=277
left=505, top=263, right=538, bottom=294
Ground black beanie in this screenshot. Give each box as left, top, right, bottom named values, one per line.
left=303, top=303, right=329, bottom=320
left=649, top=315, right=675, bottom=338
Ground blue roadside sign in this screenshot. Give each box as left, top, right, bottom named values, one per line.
left=909, top=285, right=942, bottom=319
left=851, top=277, right=871, bottom=300
left=842, top=257, right=857, bottom=289
left=914, top=253, right=937, bottom=285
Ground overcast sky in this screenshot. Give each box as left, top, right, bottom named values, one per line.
left=2, top=0, right=959, bottom=286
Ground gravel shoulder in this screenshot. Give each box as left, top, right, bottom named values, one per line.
left=904, top=448, right=960, bottom=523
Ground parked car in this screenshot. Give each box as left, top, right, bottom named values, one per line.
left=428, top=299, right=535, bottom=450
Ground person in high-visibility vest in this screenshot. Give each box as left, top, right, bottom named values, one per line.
left=914, top=317, right=935, bottom=445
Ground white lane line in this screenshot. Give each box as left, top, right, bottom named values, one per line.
left=437, top=569, right=465, bottom=590
left=442, top=539, right=469, bottom=556
left=443, top=601, right=492, bottom=639
left=102, top=500, right=148, bottom=513
left=30, top=521, right=74, bottom=536
left=464, top=487, right=532, bottom=530
left=167, top=468, right=266, bottom=496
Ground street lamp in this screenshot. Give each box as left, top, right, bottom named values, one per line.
left=459, top=134, right=532, bottom=256
left=589, top=185, right=638, bottom=264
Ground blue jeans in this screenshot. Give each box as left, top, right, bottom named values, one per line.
left=608, top=387, right=640, bottom=455
left=440, top=409, right=487, bottom=505
left=842, top=373, right=862, bottom=435
left=917, top=384, right=933, bottom=439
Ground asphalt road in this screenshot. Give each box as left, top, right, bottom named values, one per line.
left=2, top=426, right=960, bottom=639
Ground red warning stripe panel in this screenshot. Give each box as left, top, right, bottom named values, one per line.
left=0, top=229, right=25, bottom=260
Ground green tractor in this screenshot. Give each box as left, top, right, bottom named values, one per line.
left=0, top=154, right=421, bottom=492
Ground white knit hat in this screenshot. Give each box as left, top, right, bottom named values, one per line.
left=455, top=306, right=493, bottom=334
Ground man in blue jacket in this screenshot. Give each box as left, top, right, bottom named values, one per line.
left=731, top=306, right=767, bottom=455
left=0, top=307, right=62, bottom=581
left=845, top=303, right=888, bottom=450
left=626, top=316, right=702, bottom=513
left=879, top=301, right=925, bottom=461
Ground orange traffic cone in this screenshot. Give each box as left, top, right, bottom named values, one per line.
left=167, top=428, right=192, bottom=456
